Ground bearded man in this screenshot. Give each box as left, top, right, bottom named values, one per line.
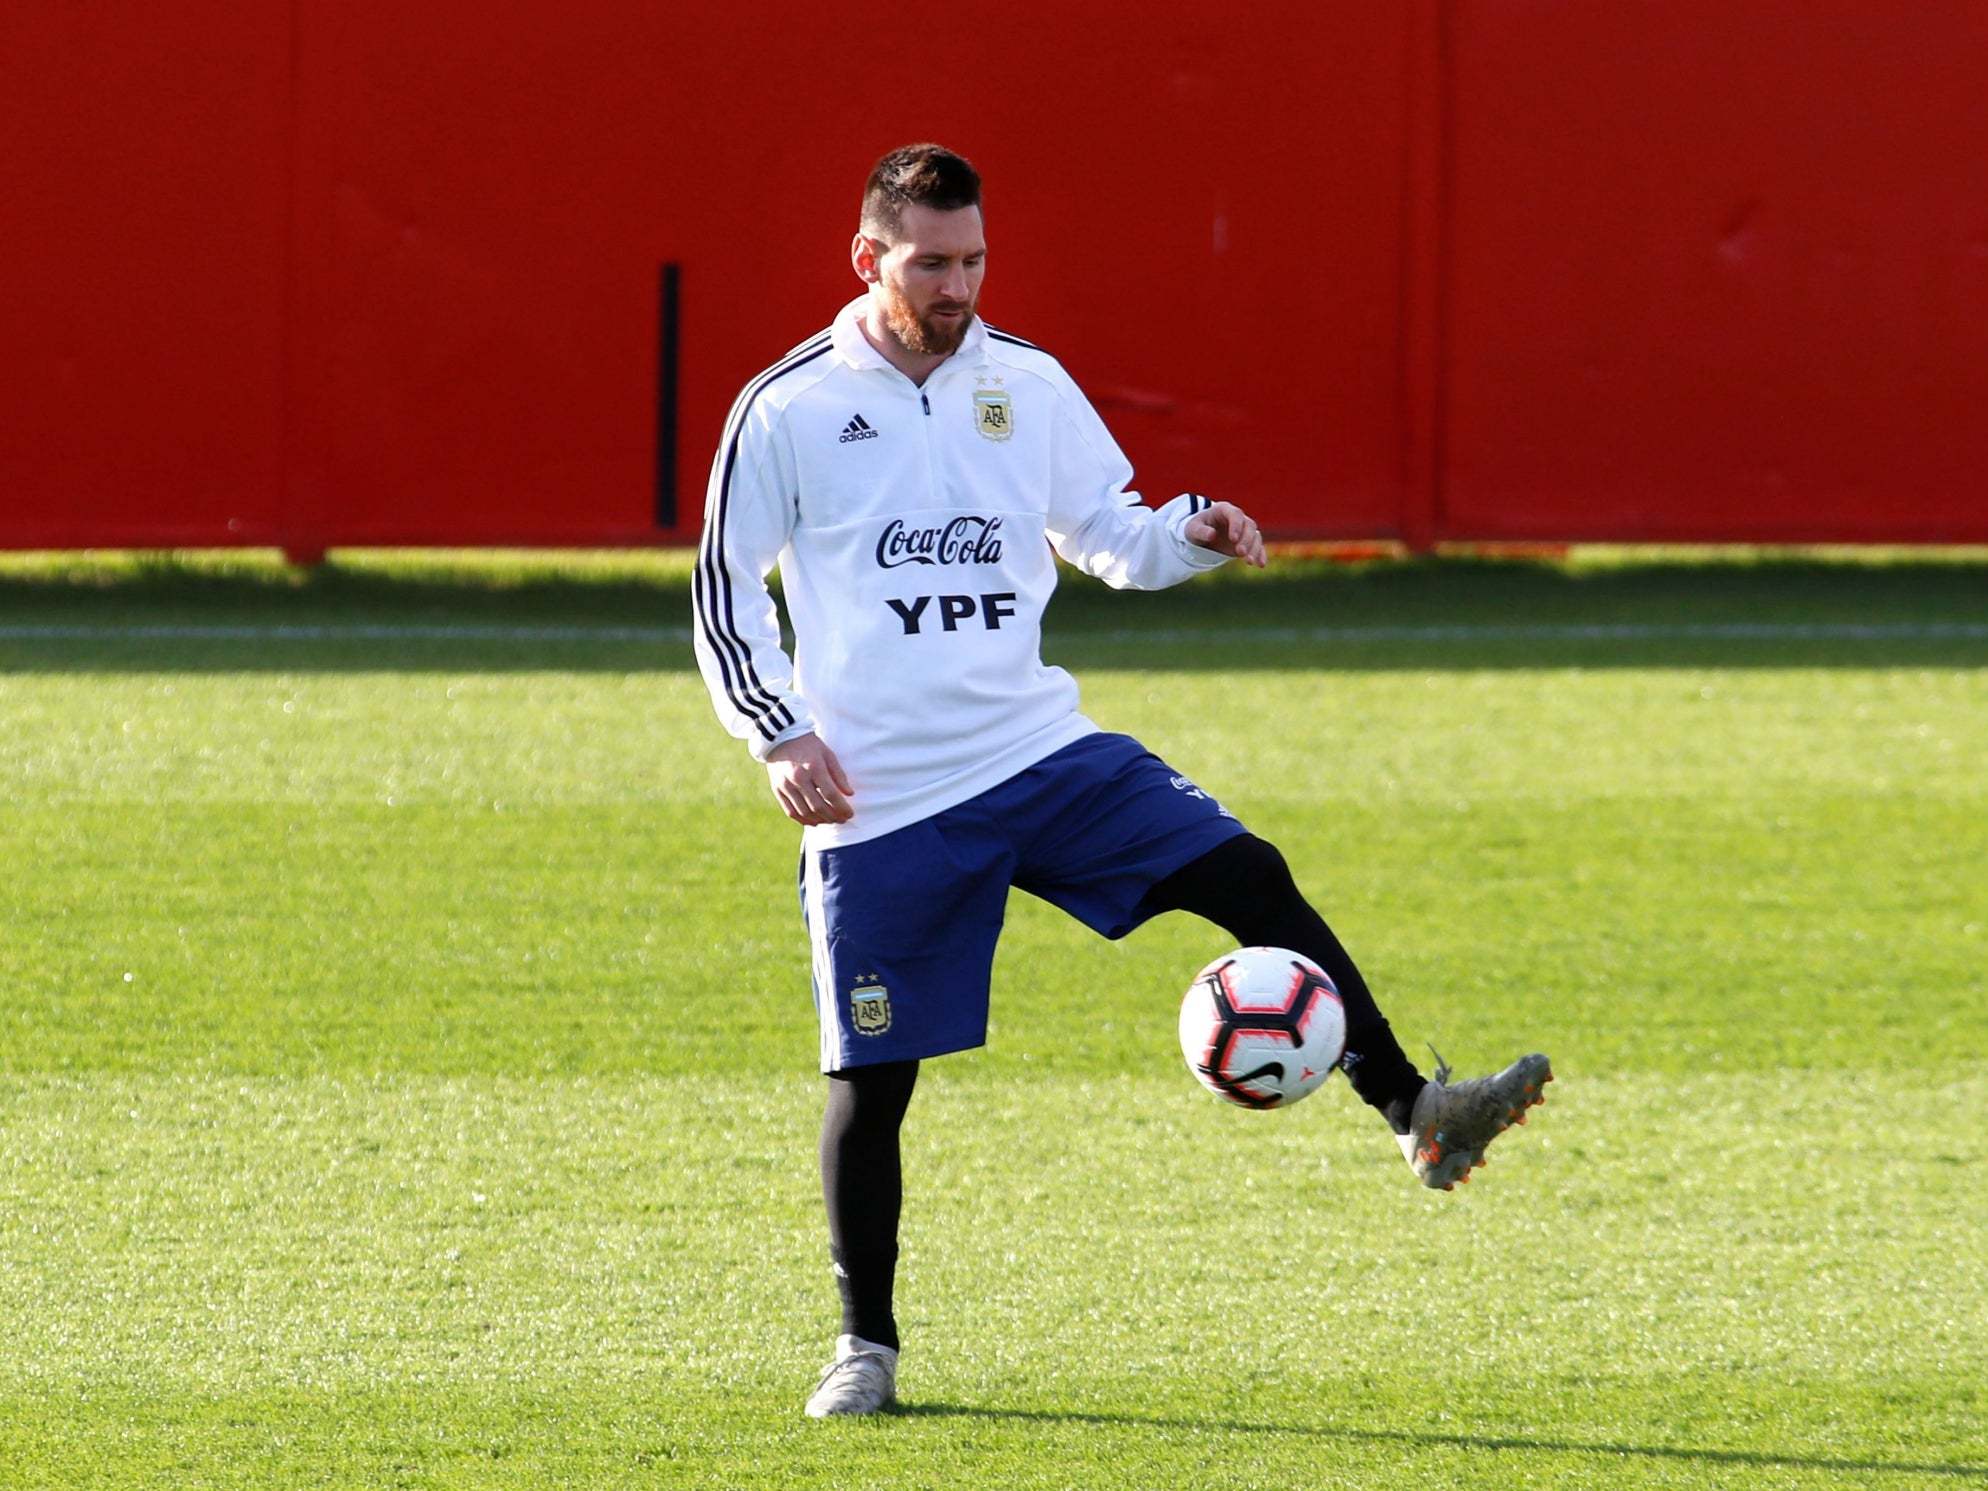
left=692, top=143, right=1552, bottom=1418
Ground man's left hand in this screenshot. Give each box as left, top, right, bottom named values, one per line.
left=1184, top=501, right=1267, bottom=568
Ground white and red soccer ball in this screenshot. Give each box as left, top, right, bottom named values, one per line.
left=1178, top=946, right=1346, bottom=1109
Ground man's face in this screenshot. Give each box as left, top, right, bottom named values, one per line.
left=858, top=204, right=987, bottom=358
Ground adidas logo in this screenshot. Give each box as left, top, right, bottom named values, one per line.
left=838, top=414, right=880, bottom=443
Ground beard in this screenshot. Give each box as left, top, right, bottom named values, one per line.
left=879, top=282, right=977, bottom=357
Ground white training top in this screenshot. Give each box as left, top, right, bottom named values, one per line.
left=693, top=297, right=1229, bottom=848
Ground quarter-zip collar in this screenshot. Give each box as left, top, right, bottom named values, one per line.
left=830, top=295, right=991, bottom=379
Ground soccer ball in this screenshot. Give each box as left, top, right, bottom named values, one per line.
left=1178, top=946, right=1346, bottom=1109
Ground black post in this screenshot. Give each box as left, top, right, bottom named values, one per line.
left=656, top=261, right=681, bottom=530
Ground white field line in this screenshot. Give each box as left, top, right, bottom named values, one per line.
left=1, top=621, right=1985, bottom=645
left=0, top=622, right=688, bottom=643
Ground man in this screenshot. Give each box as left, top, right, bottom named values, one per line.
left=693, top=144, right=1551, bottom=1419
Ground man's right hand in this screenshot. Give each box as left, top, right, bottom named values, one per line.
left=765, top=734, right=856, bottom=826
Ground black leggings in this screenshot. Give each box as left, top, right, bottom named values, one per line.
left=820, top=1058, right=918, bottom=1350
left=1141, top=832, right=1426, bottom=1118
left=815, top=833, right=1426, bottom=1351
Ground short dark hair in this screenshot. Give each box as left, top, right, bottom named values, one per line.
left=860, top=144, right=982, bottom=243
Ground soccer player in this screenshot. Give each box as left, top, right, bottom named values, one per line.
left=693, top=144, right=1551, bottom=1418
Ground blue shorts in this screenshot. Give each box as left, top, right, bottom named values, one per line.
left=798, top=731, right=1248, bottom=1071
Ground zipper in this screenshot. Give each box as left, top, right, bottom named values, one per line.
left=887, top=366, right=941, bottom=503
left=917, top=383, right=939, bottom=502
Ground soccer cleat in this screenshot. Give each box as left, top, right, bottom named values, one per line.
left=803, top=1334, right=899, bottom=1418
left=1396, top=1047, right=1553, bottom=1190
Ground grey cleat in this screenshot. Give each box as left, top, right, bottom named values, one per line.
left=804, top=1334, right=899, bottom=1418
left=1397, top=1048, right=1553, bottom=1190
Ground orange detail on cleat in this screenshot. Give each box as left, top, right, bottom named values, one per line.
left=1442, top=1182, right=1455, bottom=1191
left=1514, top=1113, right=1528, bottom=1124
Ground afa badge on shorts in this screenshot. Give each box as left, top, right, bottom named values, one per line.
left=973, top=389, right=1013, bottom=441
left=849, top=975, right=892, bottom=1036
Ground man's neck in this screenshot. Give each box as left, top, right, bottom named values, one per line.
left=859, top=303, right=952, bottom=387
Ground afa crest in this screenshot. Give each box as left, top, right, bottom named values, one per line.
left=973, top=389, right=1014, bottom=441
left=850, top=976, right=892, bottom=1036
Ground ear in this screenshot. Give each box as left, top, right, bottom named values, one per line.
left=851, top=231, right=882, bottom=284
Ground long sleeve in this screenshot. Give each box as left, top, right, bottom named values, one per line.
left=693, top=404, right=817, bottom=761
left=1041, top=373, right=1231, bottom=590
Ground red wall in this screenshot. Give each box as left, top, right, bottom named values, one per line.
left=5, top=2, right=1986, bottom=551
left=1440, top=1, right=1988, bottom=544
left=2, top=3, right=293, bottom=546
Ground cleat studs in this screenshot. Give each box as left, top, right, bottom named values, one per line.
left=1442, top=1182, right=1455, bottom=1192
left=1514, top=1113, right=1527, bottom=1124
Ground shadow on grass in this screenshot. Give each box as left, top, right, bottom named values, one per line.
left=1, top=551, right=1983, bottom=673
left=894, top=1403, right=1988, bottom=1481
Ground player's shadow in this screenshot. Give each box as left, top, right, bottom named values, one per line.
left=894, top=1404, right=1988, bottom=1481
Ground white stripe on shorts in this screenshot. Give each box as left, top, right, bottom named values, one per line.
left=801, top=845, right=838, bottom=1072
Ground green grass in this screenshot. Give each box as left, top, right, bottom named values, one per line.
left=1, top=548, right=1985, bottom=1488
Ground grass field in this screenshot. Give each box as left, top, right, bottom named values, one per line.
left=2, top=548, right=1984, bottom=1489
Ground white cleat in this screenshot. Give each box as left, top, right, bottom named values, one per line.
left=1397, top=1048, right=1553, bottom=1191
left=804, top=1334, right=899, bottom=1418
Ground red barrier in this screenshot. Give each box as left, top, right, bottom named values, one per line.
left=4, top=3, right=1985, bottom=551
left=1441, top=0, right=1988, bottom=544
left=2, top=3, right=292, bottom=546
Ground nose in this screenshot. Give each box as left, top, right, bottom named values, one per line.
left=941, top=264, right=969, bottom=302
